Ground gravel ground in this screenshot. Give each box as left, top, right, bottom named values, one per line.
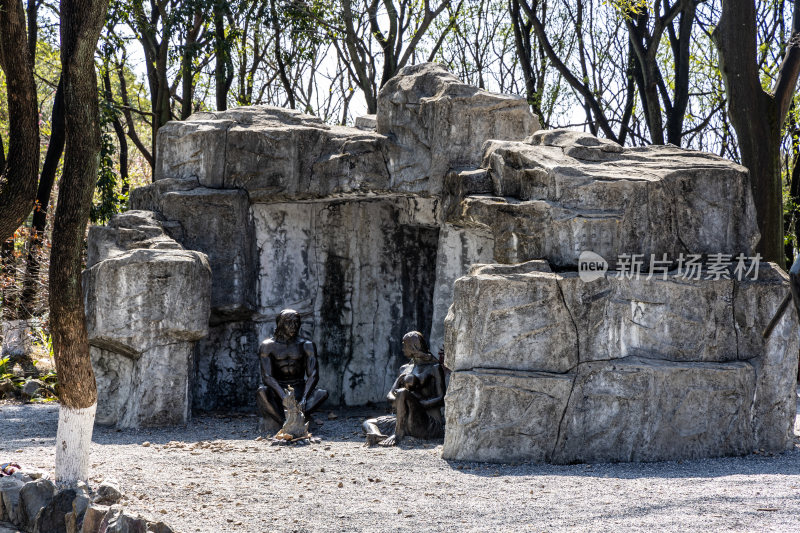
left=2, top=399, right=800, bottom=533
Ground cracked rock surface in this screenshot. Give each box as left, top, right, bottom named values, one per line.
left=83, top=212, right=212, bottom=428
left=458, top=128, right=760, bottom=268
left=442, top=260, right=799, bottom=463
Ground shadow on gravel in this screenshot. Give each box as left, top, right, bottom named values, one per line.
left=443, top=444, right=800, bottom=480
left=85, top=410, right=378, bottom=446
left=5, top=402, right=800, bottom=485
left=0, top=403, right=58, bottom=451
left=575, top=492, right=800, bottom=524
left=0, top=403, right=446, bottom=459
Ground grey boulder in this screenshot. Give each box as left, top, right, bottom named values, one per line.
left=0, top=477, right=25, bottom=525
left=20, top=478, right=56, bottom=528
left=20, top=380, right=46, bottom=400
left=378, top=62, right=538, bottom=194
left=32, top=488, right=75, bottom=533
left=443, top=260, right=799, bottom=463
left=92, top=481, right=122, bottom=506
left=454, top=129, right=759, bottom=267
left=153, top=106, right=390, bottom=201
left=84, top=212, right=211, bottom=428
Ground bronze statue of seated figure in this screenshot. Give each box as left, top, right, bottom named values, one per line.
left=363, top=331, right=446, bottom=446
left=256, top=309, right=328, bottom=432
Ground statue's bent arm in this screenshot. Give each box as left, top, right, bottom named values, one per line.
left=301, top=340, right=319, bottom=402
left=386, top=373, right=403, bottom=403
left=419, top=365, right=446, bottom=409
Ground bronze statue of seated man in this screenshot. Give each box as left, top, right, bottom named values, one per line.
left=363, top=331, right=446, bottom=446
left=256, top=309, right=328, bottom=431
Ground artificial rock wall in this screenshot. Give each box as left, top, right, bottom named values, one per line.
left=85, top=61, right=797, bottom=465
left=87, top=63, right=539, bottom=420
left=438, top=129, right=797, bottom=463
left=83, top=211, right=211, bottom=427
left=441, top=261, right=798, bottom=463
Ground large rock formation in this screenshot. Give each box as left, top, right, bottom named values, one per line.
left=84, top=60, right=796, bottom=468
left=442, top=261, right=798, bottom=463
left=437, top=125, right=795, bottom=464
left=124, top=63, right=537, bottom=410
left=83, top=211, right=211, bottom=427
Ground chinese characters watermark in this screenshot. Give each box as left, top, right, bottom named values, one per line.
left=578, top=251, right=761, bottom=282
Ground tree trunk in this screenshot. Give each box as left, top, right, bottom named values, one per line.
left=143, top=33, right=172, bottom=172
left=627, top=12, right=665, bottom=145
left=665, top=1, right=697, bottom=146
left=510, top=0, right=544, bottom=123
left=180, top=10, right=205, bottom=120
left=713, top=0, right=786, bottom=266
left=0, top=0, right=40, bottom=243
left=155, top=45, right=172, bottom=144
left=20, top=77, right=66, bottom=319
left=181, top=17, right=198, bottom=121
left=270, top=0, right=296, bottom=109
left=340, top=0, right=378, bottom=114
left=115, top=61, right=153, bottom=168
left=640, top=59, right=665, bottom=145
left=785, top=157, right=797, bottom=264
left=26, top=0, right=37, bottom=63
left=51, top=0, right=108, bottom=486
left=214, top=1, right=228, bottom=111
left=739, top=112, right=783, bottom=265
left=101, top=69, right=129, bottom=194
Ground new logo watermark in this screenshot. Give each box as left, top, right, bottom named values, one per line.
left=578, top=251, right=608, bottom=282
left=577, top=251, right=762, bottom=282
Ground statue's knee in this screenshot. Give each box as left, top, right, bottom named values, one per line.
left=303, top=388, right=328, bottom=414
left=395, top=388, right=409, bottom=400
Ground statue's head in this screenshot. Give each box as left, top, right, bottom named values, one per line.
left=275, top=309, right=301, bottom=341
left=401, top=331, right=434, bottom=363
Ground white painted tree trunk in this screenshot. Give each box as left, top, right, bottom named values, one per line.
left=55, top=403, right=96, bottom=486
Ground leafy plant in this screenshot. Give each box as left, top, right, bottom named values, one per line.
left=39, top=369, right=58, bottom=388
left=0, top=354, right=58, bottom=401
left=0, top=356, right=12, bottom=380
